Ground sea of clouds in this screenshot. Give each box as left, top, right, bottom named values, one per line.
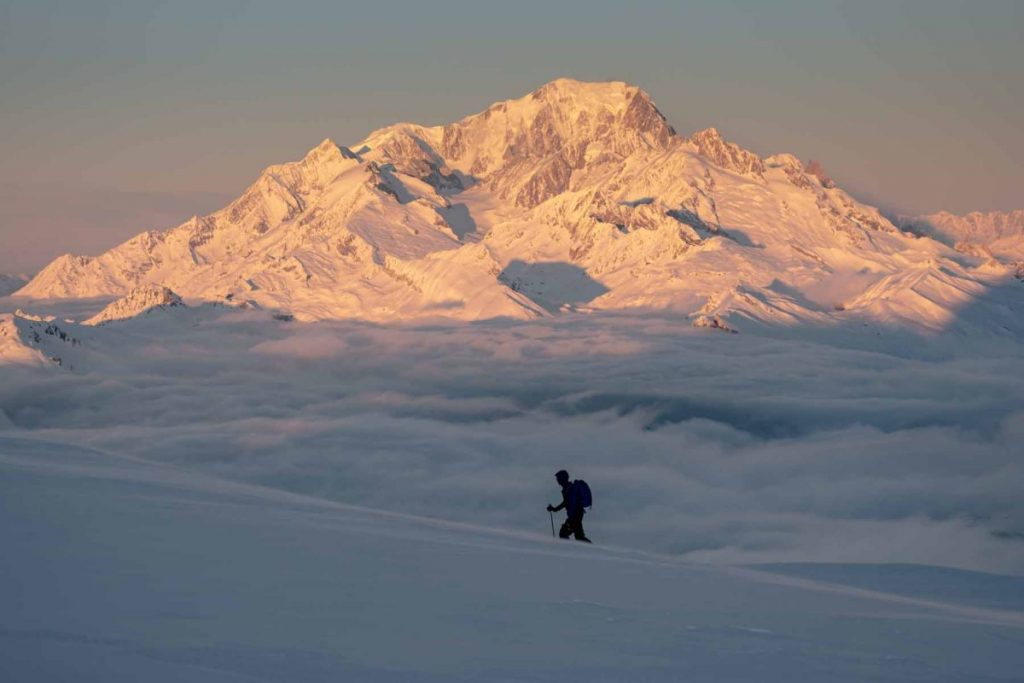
left=2, top=305, right=1022, bottom=573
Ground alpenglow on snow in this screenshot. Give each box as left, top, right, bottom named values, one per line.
left=15, top=79, right=1021, bottom=333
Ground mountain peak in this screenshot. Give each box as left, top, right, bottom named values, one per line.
left=454, top=78, right=674, bottom=140
left=20, top=80, right=1007, bottom=333
left=691, top=127, right=765, bottom=177
left=84, top=285, right=185, bottom=326
left=523, top=79, right=672, bottom=133
left=692, top=126, right=723, bottom=142
left=437, top=79, right=677, bottom=207
left=529, top=78, right=637, bottom=105
left=302, top=138, right=343, bottom=165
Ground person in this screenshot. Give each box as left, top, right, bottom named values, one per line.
left=547, top=469, right=591, bottom=542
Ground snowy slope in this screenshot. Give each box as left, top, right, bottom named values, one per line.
left=900, top=210, right=1024, bottom=264
left=15, top=79, right=1016, bottom=332
left=2, top=434, right=1022, bottom=682
left=17, top=139, right=541, bottom=322
left=0, top=311, right=82, bottom=368
left=83, top=284, right=185, bottom=325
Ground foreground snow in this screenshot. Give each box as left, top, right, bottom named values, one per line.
left=2, top=434, right=1022, bottom=682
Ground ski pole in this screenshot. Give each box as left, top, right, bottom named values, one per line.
left=549, top=510, right=555, bottom=537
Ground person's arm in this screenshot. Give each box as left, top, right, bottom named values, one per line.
left=548, top=487, right=569, bottom=512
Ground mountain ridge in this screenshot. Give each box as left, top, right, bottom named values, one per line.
left=898, top=209, right=1024, bottom=264
left=14, top=79, right=1021, bottom=333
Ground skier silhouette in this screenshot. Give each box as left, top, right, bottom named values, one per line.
left=547, top=469, right=591, bottom=542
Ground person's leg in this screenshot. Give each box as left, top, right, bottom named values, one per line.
left=558, top=519, right=573, bottom=539
left=570, top=513, right=591, bottom=542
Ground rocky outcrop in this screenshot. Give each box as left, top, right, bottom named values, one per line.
left=691, top=128, right=764, bottom=177
left=439, top=79, right=680, bottom=208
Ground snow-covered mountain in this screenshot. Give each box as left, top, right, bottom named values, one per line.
left=15, top=79, right=1020, bottom=330
left=899, top=210, right=1024, bottom=264
left=0, top=273, right=29, bottom=297
left=0, top=311, right=80, bottom=368
left=84, top=284, right=185, bottom=325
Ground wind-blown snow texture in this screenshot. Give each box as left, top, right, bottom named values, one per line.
left=1, top=79, right=1023, bottom=680
left=2, top=435, right=1022, bottom=682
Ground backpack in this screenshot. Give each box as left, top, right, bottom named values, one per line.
left=573, top=479, right=593, bottom=509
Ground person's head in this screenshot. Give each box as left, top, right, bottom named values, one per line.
left=555, top=469, right=570, bottom=486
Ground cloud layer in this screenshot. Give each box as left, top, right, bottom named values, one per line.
left=2, top=307, right=1023, bottom=573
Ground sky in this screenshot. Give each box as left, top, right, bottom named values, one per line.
left=1, top=0, right=1022, bottom=274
